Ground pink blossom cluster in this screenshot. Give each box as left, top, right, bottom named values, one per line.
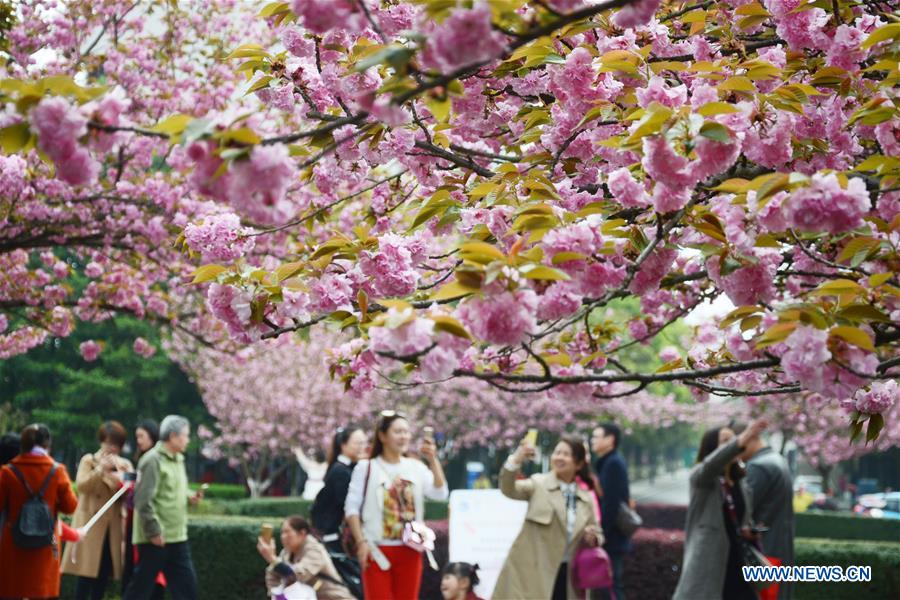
left=456, top=289, right=538, bottom=346
left=848, top=380, right=898, bottom=415
left=30, top=97, right=100, bottom=185
left=421, top=3, right=506, bottom=73
left=783, top=173, right=871, bottom=234
left=184, top=212, right=256, bottom=263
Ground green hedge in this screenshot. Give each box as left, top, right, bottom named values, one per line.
left=219, top=497, right=449, bottom=520
left=189, top=482, right=248, bottom=500
left=796, top=511, right=900, bottom=543
left=794, top=538, right=900, bottom=600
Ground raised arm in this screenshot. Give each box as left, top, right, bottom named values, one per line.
left=499, top=443, right=536, bottom=501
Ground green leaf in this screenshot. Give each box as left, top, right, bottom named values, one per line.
left=258, top=2, right=290, bottom=17
left=698, top=122, right=732, bottom=142
left=0, top=122, right=30, bottom=154
left=191, top=264, right=227, bottom=284
left=697, top=102, right=741, bottom=117
left=426, top=96, right=451, bottom=123
left=519, top=264, right=571, bottom=281
left=224, top=44, right=270, bottom=61
left=861, top=23, right=900, bottom=49
left=217, top=127, right=262, bottom=145
left=830, top=326, right=875, bottom=352
left=624, top=104, right=672, bottom=144
left=866, top=413, right=884, bottom=443
left=837, top=304, right=892, bottom=323
left=151, top=114, right=192, bottom=137
left=430, top=315, right=472, bottom=339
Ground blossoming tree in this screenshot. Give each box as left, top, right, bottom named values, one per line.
left=2, top=1, right=899, bottom=446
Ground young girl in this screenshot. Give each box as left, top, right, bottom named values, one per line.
left=440, top=562, right=484, bottom=600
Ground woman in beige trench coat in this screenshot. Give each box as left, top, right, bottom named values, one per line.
left=494, top=434, right=603, bottom=600
left=62, top=421, right=134, bottom=600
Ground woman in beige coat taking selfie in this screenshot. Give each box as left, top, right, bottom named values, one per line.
left=494, top=433, right=603, bottom=600
left=62, top=420, right=134, bottom=600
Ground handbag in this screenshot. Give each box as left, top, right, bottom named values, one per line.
left=720, top=478, right=775, bottom=593
left=615, top=501, right=642, bottom=538
left=571, top=479, right=614, bottom=593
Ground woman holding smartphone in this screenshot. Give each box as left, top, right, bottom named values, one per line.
left=344, top=411, right=448, bottom=600
left=62, top=421, right=134, bottom=600
left=673, top=419, right=767, bottom=600
left=494, top=433, right=603, bottom=600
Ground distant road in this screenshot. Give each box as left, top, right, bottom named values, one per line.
left=632, top=467, right=690, bottom=506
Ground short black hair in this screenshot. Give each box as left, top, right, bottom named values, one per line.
left=1, top=433, right=20, bottom=466
left=597, top=422, right=622, bottom=449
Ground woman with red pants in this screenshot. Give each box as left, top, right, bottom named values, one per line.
left=345, top=411, right=448, bottom=599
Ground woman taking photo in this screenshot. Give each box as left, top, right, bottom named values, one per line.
left=344, top=411, right=448, bottom=600
left=673, top=418, right=767, bottom=600
left=311, top=425, right=368, bottom=553
left=494, top=434, right=603, bottom=600
left=62, top=420, right=134, bottom=600
left=257, top=515, right=354, bottom=600
left=0, top=424, right=79, bottom=600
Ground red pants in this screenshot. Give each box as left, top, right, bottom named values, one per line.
left=362, top=545, right=422, bottom=600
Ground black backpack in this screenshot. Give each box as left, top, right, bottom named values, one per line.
left=7, top=462, right=59, bottom=549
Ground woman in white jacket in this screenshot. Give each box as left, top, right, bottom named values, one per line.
left=345, top=410, right=448, bottom=600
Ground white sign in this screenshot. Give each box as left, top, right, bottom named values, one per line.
left=448, top=489, right=528, bottom=599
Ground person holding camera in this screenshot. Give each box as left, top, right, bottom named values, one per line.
left=257, top=516, right=354, bottom=600
left=62, top=420, right=135, bottom=600
left=673, top=419, right=768, bottom=600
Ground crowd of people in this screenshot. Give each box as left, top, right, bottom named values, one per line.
left=0, top=410, right=796, bottom=600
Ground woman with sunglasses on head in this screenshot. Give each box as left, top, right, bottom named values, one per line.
left=344, top=411, right=448, bottom=600
left=311, top=425, right=368, bottom=554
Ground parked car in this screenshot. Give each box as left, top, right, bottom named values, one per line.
left=856, top=492, right=900, bottom=520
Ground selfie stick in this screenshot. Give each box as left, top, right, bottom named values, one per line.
left=78, top=484, right=130, bottom=537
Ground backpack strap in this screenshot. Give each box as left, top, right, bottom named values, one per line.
left=9, top=462, right=58, bottom=499
left=8, top=464, right=36, bottom=498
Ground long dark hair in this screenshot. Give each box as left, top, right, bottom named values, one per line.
left=696, top=427, right=744, bottom=481
left=327, top=425, right=364, bottom=470
left=134, top=419, right=160, bottom=462
left=370, top=411, right=407, bottom=459
left=443, top=562, right=480, bottom=592
left=558, top=434, right=602, bottom=497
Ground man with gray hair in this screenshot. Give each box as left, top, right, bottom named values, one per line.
left=124, top=416, right=203, bottom=600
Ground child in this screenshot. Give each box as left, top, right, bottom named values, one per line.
left=440, top=562, right=484, bottom=600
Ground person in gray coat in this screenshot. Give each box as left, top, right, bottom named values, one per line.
left=741, top=431, right=794, bottom=599
left=673, top=419, right=767, bottom=600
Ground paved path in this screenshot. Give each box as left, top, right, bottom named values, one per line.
left=631, top=467, right=690, bottom=505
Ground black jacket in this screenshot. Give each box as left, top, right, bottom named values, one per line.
left=594, top=450, right=632, bottom=555
left=310, top=459, right=354, bottom=536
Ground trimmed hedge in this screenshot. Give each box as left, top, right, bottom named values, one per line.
left=189, top=482, right=248, bottom=500
left=636, top=503, right=900, bottom=544
left=621, top=528, right=900, bottom=600
left=796, top=510, right=900, bottom=543
left=219, top=497, right=449, bottom=520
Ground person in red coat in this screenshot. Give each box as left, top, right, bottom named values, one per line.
left=0, top=424, right=78, bottom=600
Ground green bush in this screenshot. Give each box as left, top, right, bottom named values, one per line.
left=189, top=482, right=248, bottom=500
left=796, top=511, right=900, bottom=543
left=794, top=538, right=900, bottom=600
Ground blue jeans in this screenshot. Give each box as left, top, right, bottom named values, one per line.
left=599, top=552, right=626, bottom=600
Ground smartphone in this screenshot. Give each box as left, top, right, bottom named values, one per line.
left=123, top=471, right=137, bottom=482
left=751, top=525, right=769, bottom=534
left=260, top=522, right=274, bottom=543
left=423, top=426, right=435, bottom=442
left=523, top=428, right=538, bottom=447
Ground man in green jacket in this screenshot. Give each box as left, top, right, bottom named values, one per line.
left=124, top=415, right=203, bottom=600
